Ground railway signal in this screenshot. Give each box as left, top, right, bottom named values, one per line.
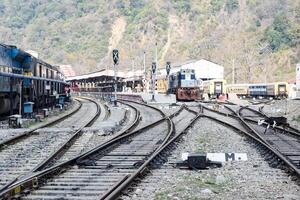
left=151, top=62, right=156, bottom=101
left=166, top=62, right=171, bottom=95
left=166, top=61, right=171, bottom=76
left=112, top=49, right=119, bottom=65
left=112, top=49, right=119, bottom=105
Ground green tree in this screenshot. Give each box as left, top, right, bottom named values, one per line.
left=226, top=0, right=239, bottom=13
left=265, top=13, right=292, bottom=51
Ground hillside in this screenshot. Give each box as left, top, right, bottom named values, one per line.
left=0, top=0, right=299, bottom=83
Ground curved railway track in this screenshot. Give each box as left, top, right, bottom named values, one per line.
left=0, top=99, right=82, bottom=148
left=238, top=106, right=300, bottom=177
left=0, top=101, right=199, bottom=200
left=1, top=99, right=299, bottom=199
left=199, top=102, right=300, bottom=178
left=0, top=98, right=101, bottom=193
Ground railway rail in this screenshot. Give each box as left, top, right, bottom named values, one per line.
left=0, top=99, right=82, bottom=148
left=1, top=98, right=299, bottom=199
left=238, top=106, right=300, bottom=177
left=0, top=101, right=199, bottom=200
left=0, top=98, right=101, bottom=193
left=199, top=102, right=300, bottom=178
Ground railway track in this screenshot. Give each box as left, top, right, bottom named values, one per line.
left=0, top=98, right=101, bottom=193
left=237, top=106, right=300, bottom=177
left=0, top=101, right=200, bottom=200
left=0, top=99, right=82, bottom=148
left=196, top=102, right=300, bottom=178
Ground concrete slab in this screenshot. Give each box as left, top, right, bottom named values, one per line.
left=140, top=93, right=176, bottom=104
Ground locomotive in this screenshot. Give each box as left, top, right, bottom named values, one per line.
left=168, top=69, right=201, bottom=101
left=0, top=43, right=66, bottom=115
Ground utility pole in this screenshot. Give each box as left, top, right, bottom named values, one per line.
left=151, top=62, right=156, bottom=101
left=132, top=58, right=135, bottom=92
left=143, top=50, right=146, bottom=92
left=232, top=58, right=235, bottom=84
left=112, top=49, right=119, bottom=106
left=155, top=42, right=158, bottom=67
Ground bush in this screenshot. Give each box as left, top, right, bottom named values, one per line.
left=210, top=0, right=224, bottom=13
left=226, top=0, right=239, bottom=13
left=264, top=13, right=293, bottom=51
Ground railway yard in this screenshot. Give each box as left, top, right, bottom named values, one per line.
left=0, top=95, right=299, bottom=200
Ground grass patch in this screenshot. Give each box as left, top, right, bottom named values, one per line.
left=154, top=191, right=172, bottom=200
left=195, top=137, right=209, bottom=152
left=191, top=176, right=227, bottom=194
left=292, top=115, right=300, bottom=123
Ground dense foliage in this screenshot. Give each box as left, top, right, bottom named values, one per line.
left=0, top=0, right=299, bottom=82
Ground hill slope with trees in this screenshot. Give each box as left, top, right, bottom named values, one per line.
left=0, top=0, right=299, bottom=83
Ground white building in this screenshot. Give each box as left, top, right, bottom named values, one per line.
left=157, top=59, right=224, bottom=80
left=297, top=63, right=300, bottom=91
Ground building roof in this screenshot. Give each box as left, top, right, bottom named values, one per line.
left=66, top=69, right=125, bottom=81
left=59, top=65, right=76, bottom=78
left=157, top=59, right=224, bottom=79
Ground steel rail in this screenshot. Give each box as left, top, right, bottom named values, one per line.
left=0, top=97, right=100, bottom=193
left=200, top=103, right=300, bottom=137
left=198, top=103, right=300, bottom=178
left=239, top=106, right=300, bottom=136
left=0, top=98, right=82, bottom=148
left=0, top=100, right=173, bottom=199
left=236, top=107, right=300, bottom=177
left=103, top=109, right=200, bottom=200
left=189, top=104, right=300, bottom=179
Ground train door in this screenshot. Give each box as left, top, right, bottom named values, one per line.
left=214, top=82, right=223, bottom=96
left=278, top=84, right=286, bottom=97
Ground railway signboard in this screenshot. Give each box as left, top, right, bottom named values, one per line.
left=152, top=62, right=156, bottom=74
left=166, top=61, right=171, bottom=76
left=112, top=49, right=119, bottom=65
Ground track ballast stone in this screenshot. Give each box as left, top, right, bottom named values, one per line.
left=124, top=118, right=300, bottom=200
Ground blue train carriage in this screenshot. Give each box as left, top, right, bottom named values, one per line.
left=0, top=43, right=66, bottom=115
left=249, top=82, right=288, bottom=99
left=0, top=44, right=24, bottom=114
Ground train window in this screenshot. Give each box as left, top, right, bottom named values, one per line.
left=191, top=74, right=195, bottom=79
left=181, top=74, right=185, bottom=79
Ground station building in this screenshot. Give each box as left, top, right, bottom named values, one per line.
left=157, top=59, right=224, bottom=80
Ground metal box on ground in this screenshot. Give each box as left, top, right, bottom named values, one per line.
left=9, top=115, right=22, bottom=128
left=187, top=153, right=207, bottom=169
left=23, top=102, right=34, bottom=114
left=42, top=108, right=49, bottom=117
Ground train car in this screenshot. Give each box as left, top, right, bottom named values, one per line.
left=156, top=75, right=167, bottom=94
left=248, top=82, right=288, bottom=99
left=168, top=69, right=200, bottom=101
left=226, top=84, right=248, bottom=98
left=274, top=82, right=289, bottom=98
left=202, top=79, right=227, bottom=98
left=0, top=43, right=66, bottom=115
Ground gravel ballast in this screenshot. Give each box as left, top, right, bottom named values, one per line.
left=125, top=117, right=300, bottom=200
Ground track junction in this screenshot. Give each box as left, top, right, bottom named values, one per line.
left=0, top=94, right=299, bottom=199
